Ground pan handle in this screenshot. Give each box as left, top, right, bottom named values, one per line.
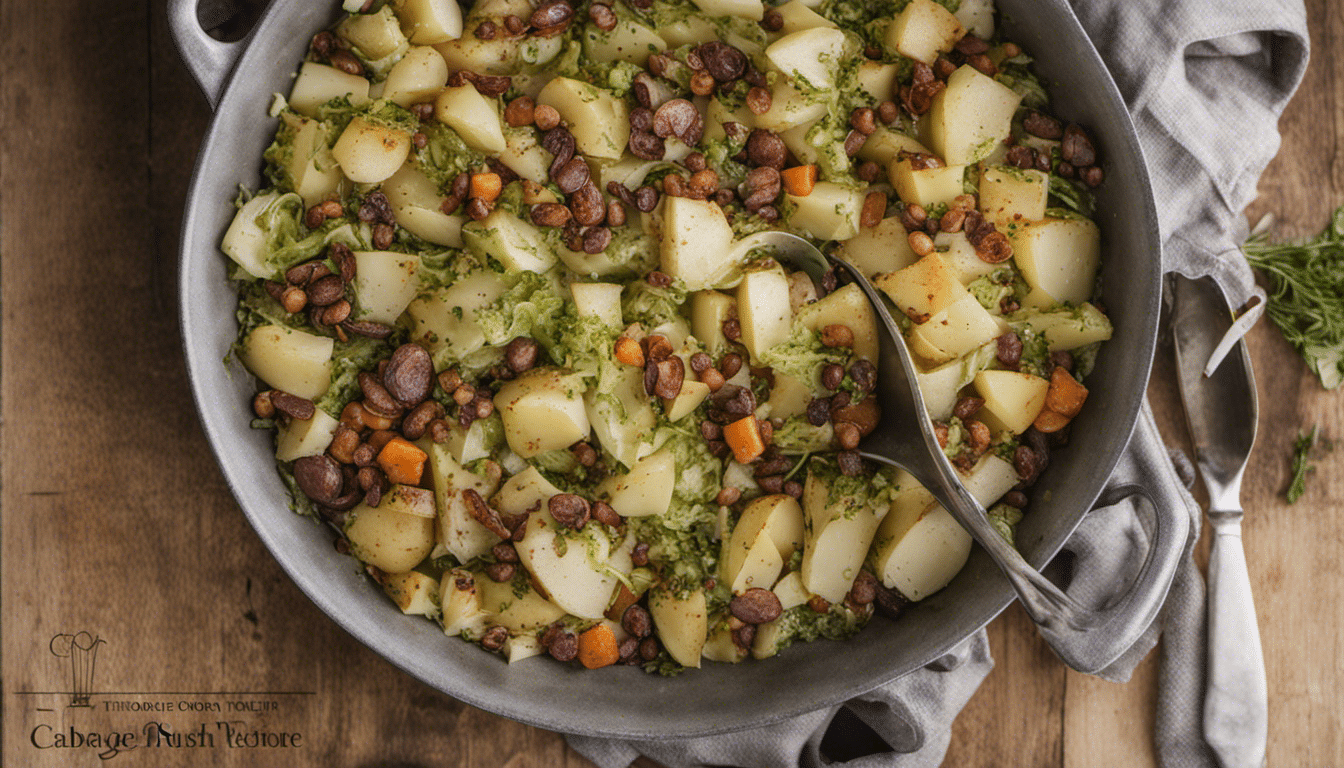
left=167, top=0, right=250, bottom=109
left=1037, top=480, right=1190, bottom=674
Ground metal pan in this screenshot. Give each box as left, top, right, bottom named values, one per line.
left=172, top=0, right=1175, bottom=739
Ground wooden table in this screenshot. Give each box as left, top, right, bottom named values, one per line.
left=2, top=2, right=1339, bottom=765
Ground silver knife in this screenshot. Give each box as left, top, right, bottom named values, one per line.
left=1172, top=275, right=1268, bottom=768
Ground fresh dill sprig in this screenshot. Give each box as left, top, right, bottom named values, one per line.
left=1287, top=425, right=1319, bottom=504
left=1243, top=206, right=1344, bottom=389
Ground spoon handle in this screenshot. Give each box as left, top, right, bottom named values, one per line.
left=1204, top=512, right=1268, bottom=768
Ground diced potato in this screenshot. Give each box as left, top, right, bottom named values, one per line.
left=536, top=77, right=629, bottom=160
left=736, top=265, right=792, bottom=362
left=800, top=470, right=886, bottom=602
left=857, top=125, right=931, bottom=167
left=871, top=500, right=968, bottom=601
left=288, top=62, right=371, bottom=118
left=439, top=569, right=490, bottom=636
left=838, top=216, right=918, bottom=279
left=493, top=368, right=590, bottom=458
left=954, top=0, right=995, bottom=38
left=785, top=181, right=865, bottom=241
left=908, top=293, right=1003, bottom=363
left=275, top=408, right=340, bottom=462
left=286, top=118, right=343, bottom=209
left=794, top=283, right=880, bottom=363
left=331, top=116, right=412, bottom=184
left=915, top=339, right=997, bottom=420
left=705, top=96, right=757, bottom=143
left=598, top=449, right=676, bottom=518
left=724, top=495, right=805, bottom=593
left=382, top=570, right=439, bottom=615
left=406, top=271, right=507, bottom=357
left=979, top=166, right=1049, bottom=227
left=571, top=282, right=624, bottom=327
left=924, top=65, right=1022, bottom=165
left=933, top=231, right=999, bottom=284
left=728, top=536, right=784, bottom=594
left=462, top=208, right=556, bottom=274
left=498, top=128, right=553, bottom=184
left=773, top=571, right=812, bottom=611
left=765, top=27, right=847, bottom=90
left=344, top=485, right=437, bottom=573
left=381, top=45, right=449, bottom=106
left=690, top=290, right=736, bottom=354
left=477, top=576, right=566, bottom=631
left=660, top=197, right=738, bottom=290
left=222, top=192, right=284, bottom=279
left=973, top=369, right=1050, bottom=435
left=960, top=454, right=1019, bottom=506
left=689, top=0, right=764, bottom=21
left=703, top=624, right=749, bottom=664
left=753, top=79, right=828, bottom=132
left=856, top=60, right=900, bottom=102
left=420, top=437, right=501, bottom=562
left=492, top=466, right=565, bottom=517
left=239, top=324, right=334, bottom=400
left=434, top=84, right=506, bottom=154
left=874, top=252, right=968, bottom=323
left=516, top=509, right=627, bottom=619
left=434, top=25, right=564, bottom=75
left=339, top=6, right=409, bottom=58
left=381, top=164, right=465, bottom=247
left=352, top=250, right=419, bottom=324
left=503, top=633, right=545, bottom=663
left=664, top=378, right=711, bottom=422
left=888, top=157, right=967, bottom=209
left=392, top=0, right=464, bottom=45
left=1009, top=217, right=1101, bottom=305
left=765, top=371, right=811, bottom=418
left=441, top=417, right=494, bottom=465
left=648, top=587, right=708, bottom=668
left=583, top=19, right=663, bottom=66
left=885, top=0, right=964, bottom=65
left=1012, top=303, right=1113, bottom=351
left=585, top=366, right=656, bottom=469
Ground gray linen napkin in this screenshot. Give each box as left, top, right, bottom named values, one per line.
left=568, top=1, right=1308, bottom=765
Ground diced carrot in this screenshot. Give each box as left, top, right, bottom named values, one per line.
left=577, top=623, right=620, bottom=669
left=470, top=172, right=503, bottom=202
left=613, top=336, right=645, bottom=367
left=780, top=164, right=818, bottom=196
left=1032, top=408, right=1072, bottom=434
left=1044, top=367, right=1088, bottom=418
left=723, top=415, right=766, bottom=464
left=377, top=436, right=428, bottom=485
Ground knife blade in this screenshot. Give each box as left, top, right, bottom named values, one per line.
left=1171, top=275, right=1268, bottom=768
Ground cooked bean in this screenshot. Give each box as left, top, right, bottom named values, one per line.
left=746, top=129, right=787, bottom=169
left=534, top=104, right=561, bottom=131
left=622, top=604, right=653, bottom=638
left=821, top=324, right=854, bottom=348
left=997, top=331, right=1023, bottom=369
left=504, top=96, right=535, bottom=127
left=384, top=343, right=433, bottom=406
left=953, top=396, right=985, bottom=421
left=464, top=488, right=512, bottom=539
left=588, top=2, right=617, bottom=30
left=699, top=41, right=747, bottom=82
left=1061, top=123, right=1096, bottom=166
left=548, top=493, right=591, bottom=529
left=591, top=500, right=621, bottom=527
left=837, top=450, right=864, bottom=476
left=530, top=202, right=572, bottom=227
left=500, top=336, right=538, bottom=374
left=570, top=181, right=606, bottom=226
left=293, top=454, right=343, bottom=504
left=729, top=588, right=783, bottom=624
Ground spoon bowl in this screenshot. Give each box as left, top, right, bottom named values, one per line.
left=764, top=232, right=1181, bottom=671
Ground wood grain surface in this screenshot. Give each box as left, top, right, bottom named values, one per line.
left=2, top=1, right=1340, bottom=766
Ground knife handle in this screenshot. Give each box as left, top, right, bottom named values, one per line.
left=1204, top=514, right=1268, bottom=768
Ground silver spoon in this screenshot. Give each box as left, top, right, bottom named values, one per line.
left=761, top=231, right=1167, bottom=672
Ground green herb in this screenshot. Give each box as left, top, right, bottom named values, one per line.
left=1287, top=425, right=1318, bottom=504
left=1244, top=206, right=1344, bottom=389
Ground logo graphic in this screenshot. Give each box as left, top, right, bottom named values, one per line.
left=49, top=632, right=105, bottom=707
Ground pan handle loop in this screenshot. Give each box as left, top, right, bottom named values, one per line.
left=1035, top=482, right=1190, bottom=673
left=167, top=0, right=253, bottom=109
